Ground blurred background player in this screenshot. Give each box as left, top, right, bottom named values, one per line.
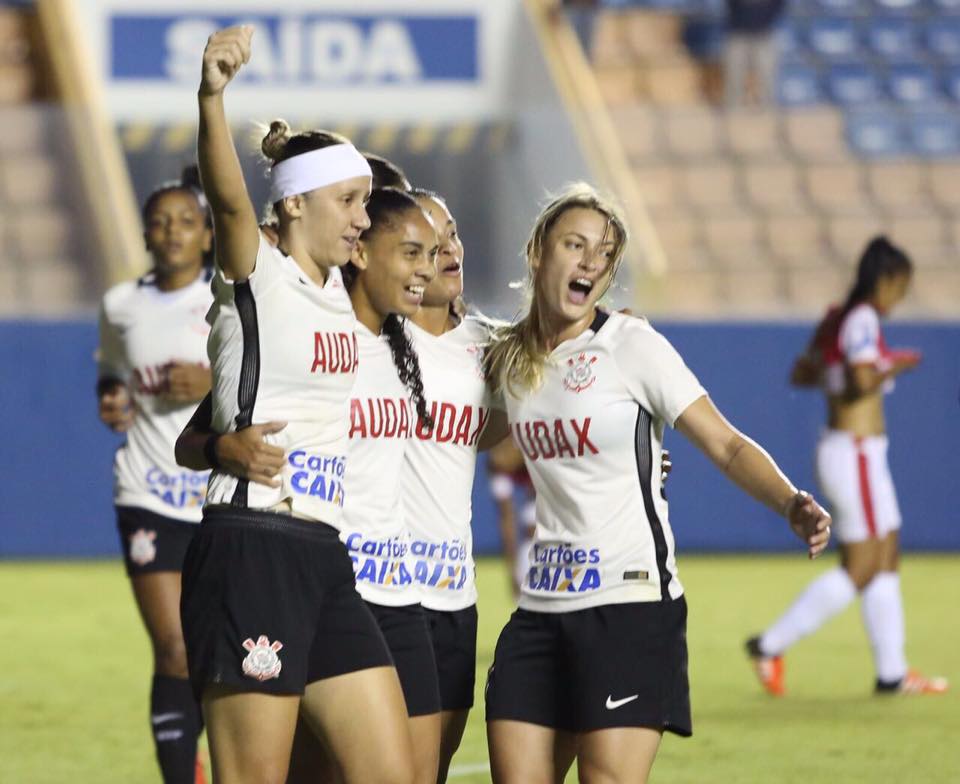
left=747, top=237, right=948, bottom=697
left=96, top=165, right=213, bottom=784
left=483, top=184, right=831, bottom=784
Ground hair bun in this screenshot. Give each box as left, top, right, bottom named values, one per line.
left=180, top=164, right=202, bottom=189
left=262, top=119, right=293, bottom=163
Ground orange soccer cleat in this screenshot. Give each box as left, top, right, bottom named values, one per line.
left=195, top=755, right=208, bottom=784
left=746, top=636, right=785, bottom=697
left=878, top=670, right=949, bottom=695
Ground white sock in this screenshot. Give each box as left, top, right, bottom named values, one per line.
left=861, top=572, right=908, bottom=684
left=759, top=567, right=857, bottom=656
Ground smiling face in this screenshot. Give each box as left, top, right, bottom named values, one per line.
left=143, top=189, right=211, bottom=278
left=531, top=207, right=621, bottom=328
left=355, top=206, right=439, bottom=319
left=415, top=194, right=464, bottom=308
left=285, top=175, right=372, bottom=267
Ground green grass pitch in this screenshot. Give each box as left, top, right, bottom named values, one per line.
left=2, top=555, right=958, bottom=783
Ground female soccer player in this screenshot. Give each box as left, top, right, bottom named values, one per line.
left=315, top=187, right=443, bottom=784
left=482, top=183, right=831, bottom=784
left=179, top=187, right=444, bottom=783
left=401, top=189, right=510, bottom=782
left=747, top=237, right=948, bottom=697
left=96, top=166, right=213, bottom=784
left=180, top=26, right=414, bottom=784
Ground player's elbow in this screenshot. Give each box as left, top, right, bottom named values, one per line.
left=174, top=430, right=206, bottom=471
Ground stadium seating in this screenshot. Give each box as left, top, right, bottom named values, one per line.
left=0, top=5, right=95, bottom=315
left=582, top=1, right=960, bottom=315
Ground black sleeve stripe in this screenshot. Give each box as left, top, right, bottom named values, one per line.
left=230, top=280, right=262, bottom=508
left=635, top=405, right=671, bottom=600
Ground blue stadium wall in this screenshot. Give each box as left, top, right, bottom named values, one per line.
left=2, top=320, right=958, bottom=558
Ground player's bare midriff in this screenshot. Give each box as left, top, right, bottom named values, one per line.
left=826, top=392, right=886, bottom=438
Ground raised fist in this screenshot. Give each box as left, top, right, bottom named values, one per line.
left=200, top=25, right=253, bottom=96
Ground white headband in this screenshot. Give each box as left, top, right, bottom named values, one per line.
left=269, top=144, right=372, bottom=203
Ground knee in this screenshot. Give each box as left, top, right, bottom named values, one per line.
left=847, top=565, right=879, bottom=591
left=153, top=632, right=189, bottom=677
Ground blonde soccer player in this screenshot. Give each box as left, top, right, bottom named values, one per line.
left=482, top=183, right=831, bottom=784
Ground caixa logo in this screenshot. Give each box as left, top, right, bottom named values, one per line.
left=111, top=14, right=478, bottom=83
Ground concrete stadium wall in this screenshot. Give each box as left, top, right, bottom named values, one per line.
left=1, top=320, right=957, bottom=559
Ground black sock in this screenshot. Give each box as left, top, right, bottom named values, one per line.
left=150, top=675, right=203, bottom=784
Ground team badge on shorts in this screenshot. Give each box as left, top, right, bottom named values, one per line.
left=129, top=528, right=157, bottom=566
left=563, top=353, right=598, bottom=393
left=241, top=636, right=284, bottom=681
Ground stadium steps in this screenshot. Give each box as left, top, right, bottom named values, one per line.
left=0, top=6, right=86, bottom=315
left=0, top=1, right=145, bottom=316
left=583, top=3, right=960, bottom=317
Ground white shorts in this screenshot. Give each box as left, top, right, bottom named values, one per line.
left=816, top=430, right=901, bottom=544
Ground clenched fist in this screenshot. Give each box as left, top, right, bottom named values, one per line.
left=200, top=25, right=253, bottom=96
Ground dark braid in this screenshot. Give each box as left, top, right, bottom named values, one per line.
left=382, top=314, right=432, bottom=428
left=348, top=187, right=434, bottom=429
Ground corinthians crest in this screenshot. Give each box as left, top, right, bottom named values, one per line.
left=563, top=353, right=598, bottom=393
left=241, top=636, right=284, bottom=681
left=129, top=528, right=157, bottom=566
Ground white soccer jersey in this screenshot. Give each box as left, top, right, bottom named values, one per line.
left=98, top=271, right=213, bottom=522
left=403, top=317, right=494, bottom=612
left=340, top=324, right=418, bottom=606
left=204, top=234, right=357, bottom=525
left=502, top=310, right=706, bottom=613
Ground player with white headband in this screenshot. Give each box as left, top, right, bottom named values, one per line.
left=177, top=26, right=414, bottom=784
left=97, top=166, right=213, bottom=784
left=179, top=187, right=445, bottom=783
left=482, top=183, right=832, bottom=784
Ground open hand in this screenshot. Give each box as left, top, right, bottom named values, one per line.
left=98, top=383, right=134, bottom=432
left=165, top=362, right=211, bottom=403
left=216, top=421, right=287, bottom=487
left=785, top=491, right=831, bottom=559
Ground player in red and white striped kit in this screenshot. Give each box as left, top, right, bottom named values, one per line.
left=97, top=166, right=213, bottom=784
left=747, top=236, right=948, bottom=697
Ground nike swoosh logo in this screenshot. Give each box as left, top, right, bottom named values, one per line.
left=151, top=712, right=184, bottom=725
left=605, top=694, right=639, bottom=710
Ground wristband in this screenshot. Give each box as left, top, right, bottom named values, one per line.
left=203, top=434, right=222, bottom=471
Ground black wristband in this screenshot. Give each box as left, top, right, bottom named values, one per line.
left=203, top=434, right=222, bottom=470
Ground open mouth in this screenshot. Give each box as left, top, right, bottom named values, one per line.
left=568, top=277, right=594, bottom=305
left=441, top=261, right=462, bottom=276
left=405, top=284, right=425, bottom=302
